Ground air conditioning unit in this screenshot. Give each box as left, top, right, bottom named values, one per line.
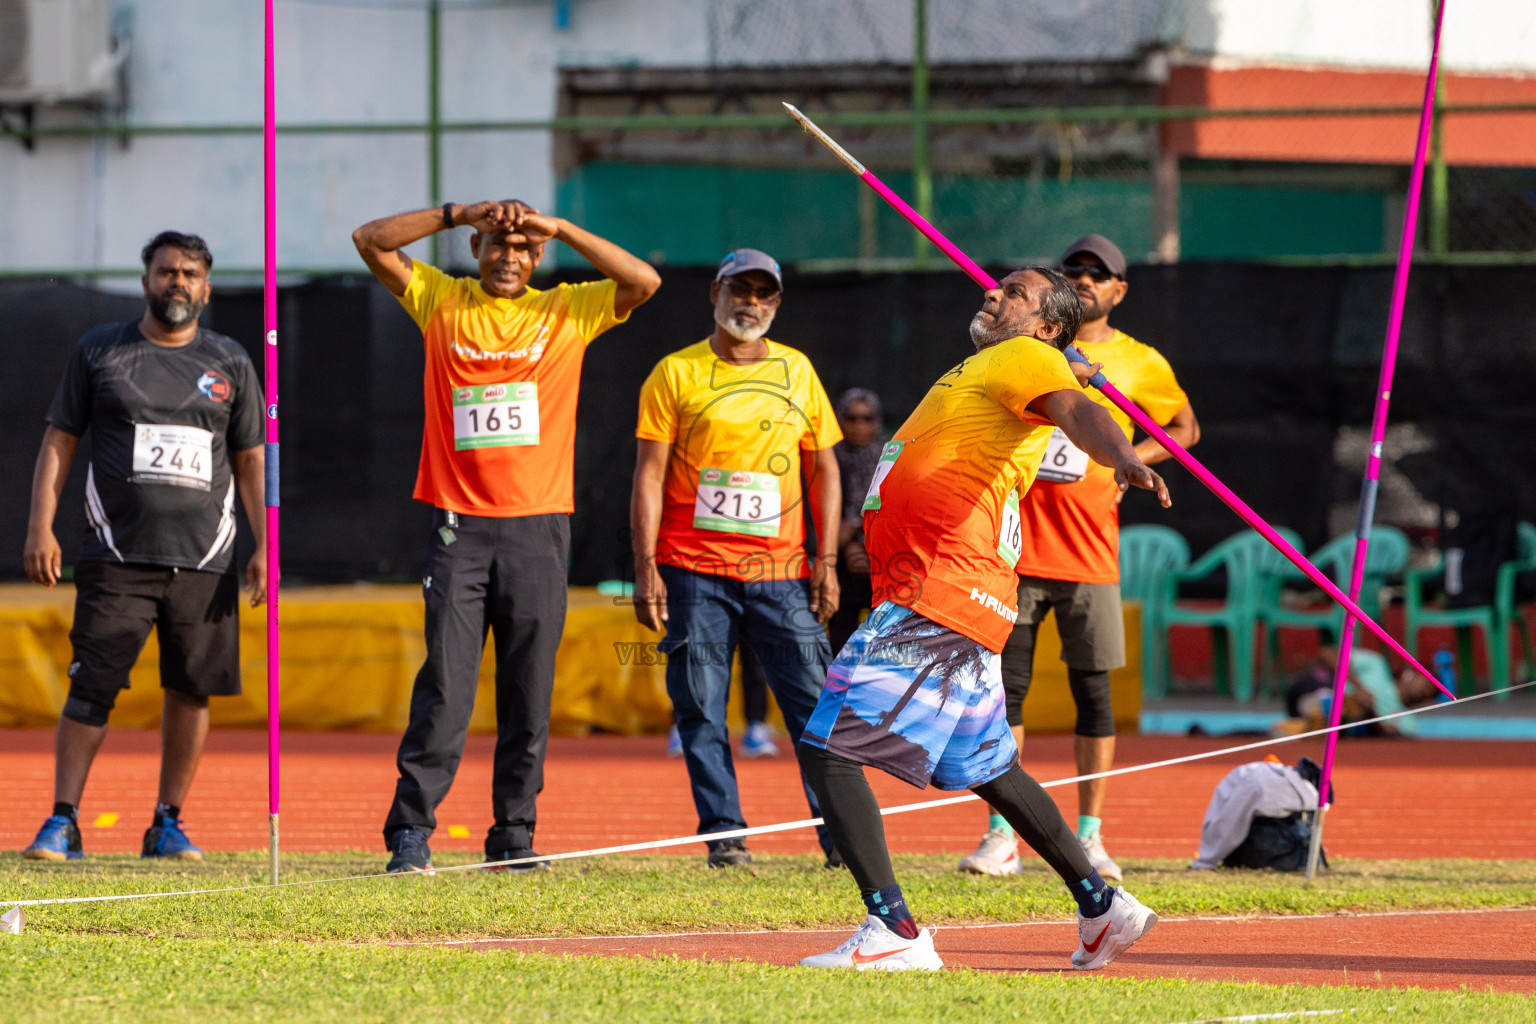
left=0, top=0, right=115, bottom=104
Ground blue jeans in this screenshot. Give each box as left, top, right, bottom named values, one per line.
left=657, top=564, right=833, bottom=853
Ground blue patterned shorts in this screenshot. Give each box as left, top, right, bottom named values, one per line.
left=801, top=602, right=1018, bottom=791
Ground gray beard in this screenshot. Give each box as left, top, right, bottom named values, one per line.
left=718, top=309, right=773, bottom=343
left=149, top=293, right=204, bottom=328
left=969, top=312, right=1018, bottom=349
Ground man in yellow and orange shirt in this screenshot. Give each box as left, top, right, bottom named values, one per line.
left=959, top=235, right=1199, bottom=885
left=793, top=265, right=1170, bottom=973
left=353, top=198, right=659, bottom=873
left=630, top=249, right=842, bottom=868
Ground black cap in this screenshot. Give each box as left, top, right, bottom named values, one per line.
left=1061, top=234, right=1127, bottom=279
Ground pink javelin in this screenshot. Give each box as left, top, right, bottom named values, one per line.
left=782, top=102, right=1453, bottom=699
left=263, top=0, right=281, bottom=884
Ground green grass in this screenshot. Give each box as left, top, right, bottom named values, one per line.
left=3, top=853, right=1532, bottom=941
left=2, top=855, right=1533, bottom=1023
left=2, top=937, right=1532, bottom=1024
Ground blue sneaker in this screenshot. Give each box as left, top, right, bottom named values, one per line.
left=666, top=725, right=683, bottom=758
left=23, top=815, right=83, bottom=861
left=386, top=827, right=433, bottom=874
left=141, top=814, right=204, bottom=861
left=740, top=721, right=780, bottom=759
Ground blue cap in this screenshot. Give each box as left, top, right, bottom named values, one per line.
left=715, top=248, right=783, bottom=290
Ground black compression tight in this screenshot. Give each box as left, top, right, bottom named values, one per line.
left=972, top=764, right=1096, bottom=884
left=797, top=744, right=1096, bottom=895
left=797, top=743, right=896, bottom=895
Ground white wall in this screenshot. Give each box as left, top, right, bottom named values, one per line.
left=1186, top=0, right=1536, bottom=74
left=2, top=0, right=1533, bottom=275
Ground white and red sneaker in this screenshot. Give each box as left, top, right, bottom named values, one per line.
left=958, top=827, right=1022, bottom=876
left=799, top=915, right=943, bottom=971
left=1071, top=887, right=1157, bottom=970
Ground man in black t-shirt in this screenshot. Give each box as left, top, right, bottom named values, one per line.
left=20, top=231, right=267, bottom=863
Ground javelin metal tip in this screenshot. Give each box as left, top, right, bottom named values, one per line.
left=780, top=101, right=866, bottom=175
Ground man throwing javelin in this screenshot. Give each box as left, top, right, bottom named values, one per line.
left=961, top=234, right=1199, bottom=884
left=22, top=231, right=266, bottom=862
left=354, top=199, right=659, bottom=872
left=796, top=266, right=1169, bottom=971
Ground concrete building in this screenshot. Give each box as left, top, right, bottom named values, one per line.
left=2, top=0, right=1534, bottom=278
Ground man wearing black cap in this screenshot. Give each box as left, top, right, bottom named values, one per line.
left=959, top=234, right=1199, bottom=884
left=631, top=249, right=843, bottom=868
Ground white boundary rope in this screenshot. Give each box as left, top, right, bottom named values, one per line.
left=4, top=679, right=1532, bottom=912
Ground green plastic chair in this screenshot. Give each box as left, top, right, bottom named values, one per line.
left=1260, top=525, right=1411, bottom=685
left=1404, top=521, right=1536, bottom=697
left=1118, top=525, right=1190, bottom=698
left=1161, top=527, right=1305, bottom=702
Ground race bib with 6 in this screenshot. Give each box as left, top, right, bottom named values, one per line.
left=451, top=382, right=539, bottom=450
left=1037, top=427, right=1090, bottom=483
left=131, top=423, right=213, bottom=490
left=693, top=469, right=782, bottom=537
left=996, top=489, right=1023, bottom=569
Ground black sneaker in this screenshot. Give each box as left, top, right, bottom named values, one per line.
left=386, top=827, right=433, bottom=873
left=486, top=848, right=551, bottom=873
left=707, top=838, right=752, bottom=868
left=823, top=845, right=846, bottom=871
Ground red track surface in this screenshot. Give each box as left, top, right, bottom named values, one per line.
left=3, top=731, right=1533, bottom=860
left=430, top=908, right=1536, bottom=993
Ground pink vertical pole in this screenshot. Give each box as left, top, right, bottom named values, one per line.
left=1305, top=0, right=1448, bottom=881
left=263, top=0, right=281, bottom=886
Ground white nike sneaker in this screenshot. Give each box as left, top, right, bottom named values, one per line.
left=1080, top=832, right=1123, bottom=885
left=799, top=914, right=944, bottom=971
left=958, top=827, right=1022, bottom=876
left=1071, top=887, right=1157, bottom=971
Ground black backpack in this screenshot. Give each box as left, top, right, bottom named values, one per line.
left=1222, top=758, right=1331, bottom=872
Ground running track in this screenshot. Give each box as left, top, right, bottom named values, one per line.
left=6, top=731, right=1534, bottom=994
left=3, top=731, right=1532, bottom=860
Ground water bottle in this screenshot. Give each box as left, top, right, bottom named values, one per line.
left=1432, top=647, right=1457, bottom=702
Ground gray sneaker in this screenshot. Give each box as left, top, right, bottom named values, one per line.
left=1080, top=832, right=1122, bottom=885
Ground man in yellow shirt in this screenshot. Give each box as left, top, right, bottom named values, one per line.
left=960, top=234, right=1199, bottom=885
left=353, top=199, right=659, bottom=873
left=631, top=249, right=842, bottom=868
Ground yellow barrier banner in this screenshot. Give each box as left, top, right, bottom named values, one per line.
left=0, top=584, right=1138, bottom=735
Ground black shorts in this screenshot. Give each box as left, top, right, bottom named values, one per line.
left=1000, top=576, right=1121, bottom=736
left=65, top=560, right=241, bottom=720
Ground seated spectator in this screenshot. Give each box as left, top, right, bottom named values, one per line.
left=1277, top=646, right=1438, bottom=738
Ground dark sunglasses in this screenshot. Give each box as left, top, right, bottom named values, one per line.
left=1060, top=261, right=1117, bottom=283
left=724, top=278, right=781, bottom=301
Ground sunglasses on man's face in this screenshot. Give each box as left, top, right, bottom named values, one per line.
left=1060, top=262, right=1117, bottom=283
left=724, top=278, right=781, bottom=301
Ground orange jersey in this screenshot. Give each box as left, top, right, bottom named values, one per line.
left=863, top=335, right=1081, bottom=651
left=1013, top=330, right=1188, bottom=583
left=397, top=262, right=628, bottom=517
left=636, top=339, right=841, bottom=581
